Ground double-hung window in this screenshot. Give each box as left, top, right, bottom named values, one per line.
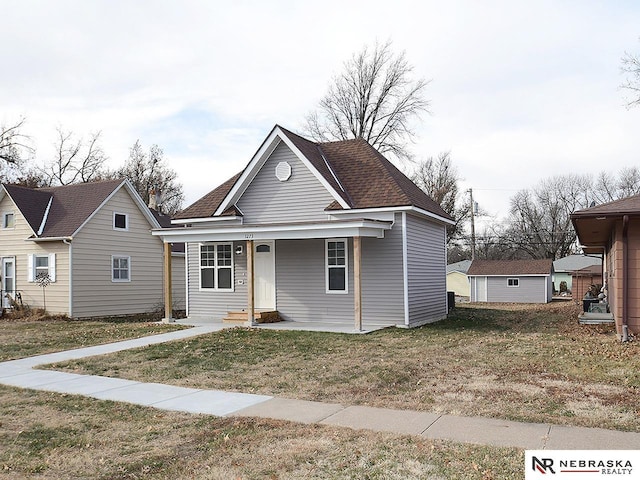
left=326, top=239, right=348, bottom=293
left=507, top=278, right=519, bottom=287
left=28, top=253, right=56, bottom=282
left=200, top=243, right=233, bottom=290
left=112, top=255, right=131, bottom=282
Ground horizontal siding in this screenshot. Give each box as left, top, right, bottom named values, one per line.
left=172, top=255, right=186, bottom=311
left=405, top=214, right=447, bottom=326
left=71, top=187, right=164, bottom=317
left=186, top=242, right=247, bottom=319
left=0, top=195, right=70, bottom=315
left=486, top=276, right=549, bottom=303
left=236, top=141, right=335, bottom=223
left=275, top=238, right=354, bottom=323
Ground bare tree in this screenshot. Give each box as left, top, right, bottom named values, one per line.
left=621, top=46, right=640, bottom=108
left=118, top=140, right=184, bottom=215
left=0, top=117, right=34, bottom=176
left=592, top=167, right=640, bottom=204
left=304, top=40, right=430, bottom=161
left=411, top=151, right=469, bottom=246
left=504, top=175, right=591, bottom=260
left=42, top=127, right=109, bottom=186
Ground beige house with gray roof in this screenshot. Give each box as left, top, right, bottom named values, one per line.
left=0, top=179, right=184, bottom=317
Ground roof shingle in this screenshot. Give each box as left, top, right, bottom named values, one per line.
left=467, top=259, right=553, bottom=276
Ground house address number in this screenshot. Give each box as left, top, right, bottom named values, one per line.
left=244, top=234, right=254, bottom=239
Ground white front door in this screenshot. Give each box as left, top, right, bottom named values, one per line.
left=2, top=257, right=15, bottom=309
left=254, top=242, right=275, bottom=310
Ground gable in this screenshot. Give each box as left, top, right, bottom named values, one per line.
left=235, top=141, right=336, bottom=223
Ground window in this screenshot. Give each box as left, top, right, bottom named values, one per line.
left=200, top=243, right=233, bottom=290
left=507, top=278, right=519, bottom=287
left=112, top=256, right=131, bottom=282
left=113, top=212, right=128, bottom=231
left=326, top=239, right=348, bottom=293
left=3, top=212, right=14, bottom=229
left=28, top=253, right=56, bottom=282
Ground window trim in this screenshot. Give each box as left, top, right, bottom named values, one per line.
left=2, top=212, right=15, bottom=229
left=113, top=212, right=129, bottom=231
left=507, top=278, right=519, bottom=287
left=28, top=253, right=56, bottom=282
left=325, top=238, right=348, bottom=294
left=199, top=243, right=234, bottom=291
left=111, top=255, right=131, bottom=283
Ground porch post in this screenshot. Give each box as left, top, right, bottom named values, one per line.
left=246, top=240, right=255, bottom=326
left=162, top=242, right=174, bottom=323
left=354, top=236, right=362, bottom=332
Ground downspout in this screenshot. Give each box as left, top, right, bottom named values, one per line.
left=622, top=215, right=629, bottom=342
left=63, top=238, right=72, bottom=318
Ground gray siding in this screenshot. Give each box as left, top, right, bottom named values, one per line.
left=405, top=213, right=448, bottom=326
left=485, top=276, right=549, bottom=303
left=71, top=187, right=164, bottom=317
left=236, top=141, right=336, bottom=223
left=275, top=218, right=405, bottom=325
left=171, top=255, right=186, bottom=311
left=186, top=241, right=247, bottom=319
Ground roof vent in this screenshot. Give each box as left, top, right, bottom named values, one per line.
left=275, top=161, right=292, bottom=182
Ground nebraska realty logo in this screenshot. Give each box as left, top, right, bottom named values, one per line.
left=525, top=451, right=640, bottom=479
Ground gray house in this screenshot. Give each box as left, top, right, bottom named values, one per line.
left=153, top=125, right=454, bottom=329
left=467, top=259, right=554, bottom=304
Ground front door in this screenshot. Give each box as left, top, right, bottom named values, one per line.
left=254, top=242, right=275, bottom=310
left=2, top=257, right=15, bottom=309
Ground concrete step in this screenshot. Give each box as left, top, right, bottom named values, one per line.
left=222, top=311, right=281, bottom=324
left=578, top=312, right=615, bottom=325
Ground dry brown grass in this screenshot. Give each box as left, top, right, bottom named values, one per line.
left=0, top=385, right=521, bottom=479
left=45, top=302, right=640, bottom=432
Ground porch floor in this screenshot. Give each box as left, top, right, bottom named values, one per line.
left=578, top=312, right=615, bottom=325
left=172, top=317, right=396, bottom=334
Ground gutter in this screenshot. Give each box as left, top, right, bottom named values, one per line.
left=622, top=215, right=629, bottom=342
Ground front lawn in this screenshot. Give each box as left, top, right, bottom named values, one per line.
left=46, top=302, right=640, bottom=432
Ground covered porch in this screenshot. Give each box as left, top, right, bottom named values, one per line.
left=153, top=218, right=395, bottom=332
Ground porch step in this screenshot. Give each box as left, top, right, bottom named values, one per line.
left=578, top=312, right=615, bottom=325
left=222, top=311, right=282, bottom=325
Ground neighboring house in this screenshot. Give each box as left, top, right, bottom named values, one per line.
left=467, top=259, right=554, bottom=303
left=552, top=254, right=602, bottom=295
left=153, top=125, right=454, bottom=329
left=571, top=195, right=640, bottom=339
left=0, top=179, right=185, bottom=317
left=446, top=260, right=472, bottom=298
left=572, top=264, right=603, bottom=302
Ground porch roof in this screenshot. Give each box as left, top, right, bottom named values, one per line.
left=151, top=218, right=393, bottom=243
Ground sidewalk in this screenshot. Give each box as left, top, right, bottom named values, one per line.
left=1, top=325, right=639, bottom=450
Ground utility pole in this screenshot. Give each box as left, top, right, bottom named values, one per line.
left=468, top=188, right=476, bottom=260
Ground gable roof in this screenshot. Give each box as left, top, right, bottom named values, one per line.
left=176, top=125, right=452, bottom=222
left=2, top=179, right=159, bottom=238
left=467, top=259, right=553, bottom=276
left=447, top=260, right=472, bottom=274
left=553, top=254, right=601, bottom=273
left=572, top=194, right=640, bottom=218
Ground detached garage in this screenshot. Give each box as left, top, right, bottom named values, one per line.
left=468, top=259, right=554, bottom=304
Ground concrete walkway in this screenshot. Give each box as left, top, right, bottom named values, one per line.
left=1, top=324, right=639, bottom=450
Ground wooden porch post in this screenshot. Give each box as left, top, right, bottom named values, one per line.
left=162, top=242, right=174, bottom=323
left=354, top=236, right=362, bottom=332
left=247, top=239, right=255, bottom=326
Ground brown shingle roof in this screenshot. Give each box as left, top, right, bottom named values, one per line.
left=3, top=179, right=125, bottom=238
left=571, top=194, right=640, bottom=218
left=467, top=259, right=553, bottom=276
left=174, top=172, right=242, bottom=220
left=176, top=126, right=452, bottom=221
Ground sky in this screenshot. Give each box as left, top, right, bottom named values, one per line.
left=2, top=0, right=640, bottom=231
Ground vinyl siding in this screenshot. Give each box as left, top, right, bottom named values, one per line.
left=186, top=241, right=247, bottom=319
left=71, top=187, right=164, bottom=317
left=171, top=255, right=186, bottom=311
left=275, top=217, right=405, bottom=325
left=0, top=194, right=70, bottom=314
left=608, top=219, right=640, bottom=334
left=447, top=271, right=470, bottom=297
left=484, top=276, right=549, bottom=303
left=405, top=214, right=448, bottom=326
left=236, top=141, right=336, bottom=223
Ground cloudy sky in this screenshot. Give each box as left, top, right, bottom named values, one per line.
left=2, top=1, right=640, bottom=227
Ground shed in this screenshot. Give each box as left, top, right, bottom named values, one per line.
left=446, top=260, right=472, bottom=298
